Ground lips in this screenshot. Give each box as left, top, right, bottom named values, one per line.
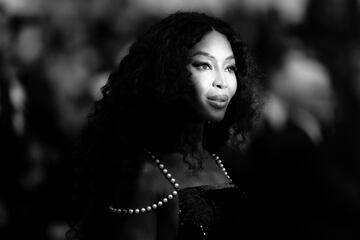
left=207, top=95, right=229, bottom=109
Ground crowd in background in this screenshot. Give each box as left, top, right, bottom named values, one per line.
left=1, top=0, right=360, bottom=239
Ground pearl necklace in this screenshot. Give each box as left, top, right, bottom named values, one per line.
left=109, top=150, right=231, bottom=214
left=211, top=153, right=232, bottom=183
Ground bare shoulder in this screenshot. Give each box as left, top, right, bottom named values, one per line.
left=136, top=158, right=170, bottom=198
left=110, top=155, right=178, bottom=240
left=117, top=155, right=173, bottom=210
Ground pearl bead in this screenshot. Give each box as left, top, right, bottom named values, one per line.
left=141, top=208, right=146, bottom=213
left=168, top=194, right=173, bottom=199
left=135, top=209, right=140, bottom=214
left=152, top=204, right=157, bottom=209
left=170, top=178, right=176, bottom=183
left=163, top=169, right=168, bottom=174
left=213, top=153, right=232, bottom=181
left=174, top=183, right=179, bottom=188
left=129, top=209, right=133, bottom=214
left=173, top=191, right=178, bottom=195
left=159, top=164, right=164, bottom=169
left=146, top=206, right=152, bottom=211
left=155, top=159, right=160, bottom=164
left=166, top=173, right=171, bottom=178
left=163, top=198, right=168, bottom=203
left=158, top=201, right=163, bottom=206
left=123, top=209, right=128, bottom=213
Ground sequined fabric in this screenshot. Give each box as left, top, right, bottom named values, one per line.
left=177, top=183, right=252, bottom=240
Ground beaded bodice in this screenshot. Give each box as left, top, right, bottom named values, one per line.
left=177, top=184, right=250, bottom=240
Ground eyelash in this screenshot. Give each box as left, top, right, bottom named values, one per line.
left=192, top=62, right=237, bottom=73
left=226, top=65, right=237, bottom=73
left=192, top=62, right=212, bottom=70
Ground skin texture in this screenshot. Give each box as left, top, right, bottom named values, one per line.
left=187, top=30, right=237, bottom=122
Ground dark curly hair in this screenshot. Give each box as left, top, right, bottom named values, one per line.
left=67, top=11, right=261, bottom=240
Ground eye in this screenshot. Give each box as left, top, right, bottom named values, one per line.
left=225, top=65, right=237, bottom=73
left=192, top=62, right=212, bottom=71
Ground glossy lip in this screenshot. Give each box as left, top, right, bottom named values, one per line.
left=207, top=95, right=229, bottom=109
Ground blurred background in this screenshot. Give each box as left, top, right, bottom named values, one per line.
left=0, top=0, right=360, bottom=239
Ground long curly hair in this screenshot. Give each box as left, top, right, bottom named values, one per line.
left=67, top=11, right=261, bottom=240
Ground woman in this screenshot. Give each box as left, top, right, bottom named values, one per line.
left=68, top=11, right=260, bottom=240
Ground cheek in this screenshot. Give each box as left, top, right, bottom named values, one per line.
left=193, top=82, right=208, bottom=101
left=229, top=77, right=238, bottom=98
left=191, top=73, right=211, bottom=97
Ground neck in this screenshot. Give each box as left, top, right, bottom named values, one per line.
left=146, top=118, right=209, bottom=171
left=175, top=119, right=211, bottom=171
left=144, top=107, right=208, bottom=157
left=175, top=119, right=205, bottom=154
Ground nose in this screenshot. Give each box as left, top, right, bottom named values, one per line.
left=213, top=69, right=227, bottom=89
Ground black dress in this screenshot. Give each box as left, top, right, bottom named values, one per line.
left=177, top=183, right=253, bottom=240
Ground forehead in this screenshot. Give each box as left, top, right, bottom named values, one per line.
left=189, top=30, right=233, bottom=57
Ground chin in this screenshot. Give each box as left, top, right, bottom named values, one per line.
left=207, top=112, right=226, bottom=122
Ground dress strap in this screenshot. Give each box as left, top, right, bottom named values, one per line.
left=211, top=153, right=233, bottom=183
left=147, top=150, right=181, bottom=190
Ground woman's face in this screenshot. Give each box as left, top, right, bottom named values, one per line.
left=187, top=30, right=237, bottom=122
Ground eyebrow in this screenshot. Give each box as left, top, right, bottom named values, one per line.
left=191, top=51, right=235, bottom=61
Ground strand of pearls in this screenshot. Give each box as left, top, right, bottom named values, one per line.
left=211, top=153, right=232, bottom=183
left=109, top=150, right=180, bottom=214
